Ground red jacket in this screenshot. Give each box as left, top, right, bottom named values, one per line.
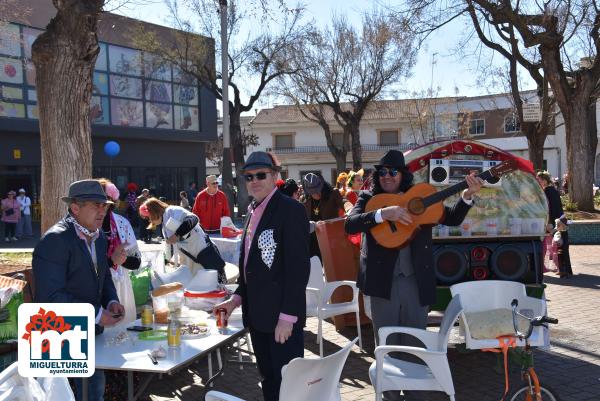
left=192, top=189, right=231, bottom=231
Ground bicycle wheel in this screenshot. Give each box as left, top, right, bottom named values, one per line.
left=508, top=384, right=562, bottom=401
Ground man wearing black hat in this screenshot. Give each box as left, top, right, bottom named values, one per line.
left=213, top=151, right=310, bottom=401
left=33, top=179, right=125, bottom=401
left=345, top=150, right=482, bottom=400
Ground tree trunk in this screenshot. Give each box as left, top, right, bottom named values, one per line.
left=523, top=123, right=546, bottom=171
left=349, top=124, right=362, bottom=170
left=335, top=154, right=347, bottom=174
left=565, top=100, right=597, bottom=211
left=230, top=109, right=249, bottom=217
left=32, top=0, right=103, bottom=232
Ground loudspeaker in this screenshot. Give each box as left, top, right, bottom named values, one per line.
left=490, top=244, right=529, bottom=281
left=433, top=246, right=469, bottom=284
left=429, top=159, right=450, bottom=186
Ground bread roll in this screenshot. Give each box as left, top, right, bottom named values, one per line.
left=152, top=282, right=184, bottom=297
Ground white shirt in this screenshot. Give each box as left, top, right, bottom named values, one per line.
left=17, top=195, right=31, bottom=215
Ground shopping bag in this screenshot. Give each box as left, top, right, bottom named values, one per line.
left=129, top=267, right=151, bottom=306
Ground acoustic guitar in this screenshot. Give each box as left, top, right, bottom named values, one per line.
left=365, top=159, right=517, bottom=248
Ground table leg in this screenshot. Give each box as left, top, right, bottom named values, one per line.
left=82, top=377, right=88, bottom=401
left=128, top=371, right=134, bottom=401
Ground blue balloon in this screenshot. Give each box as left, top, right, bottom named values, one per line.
left=104, top=141, right=120, bottom=158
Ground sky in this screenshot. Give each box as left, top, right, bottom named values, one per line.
left=114, top=0, right=534, bottom=111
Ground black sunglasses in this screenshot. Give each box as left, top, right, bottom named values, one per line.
left=244, top=172, right=270, bottom=182
left=378, top=167, right=399, bottom=177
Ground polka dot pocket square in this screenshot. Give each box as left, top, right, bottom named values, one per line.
left=258, top=229, right=277, bottom=269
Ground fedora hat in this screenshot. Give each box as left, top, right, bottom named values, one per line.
left=303, top=173, right=323, bottom=195
left=241, top=151, right=281, bottom=172
left=61, top=179, right=114, bottom=204
left=374, top=150, right=406, bottom=169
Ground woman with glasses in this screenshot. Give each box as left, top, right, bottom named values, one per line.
left=344, top=150, right=482, bottom=400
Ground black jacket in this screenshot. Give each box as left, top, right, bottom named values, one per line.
left=33, top=217, right=119, bottom=318
left=345, top=191, right=472, bottom=306
left=235, top=190, right=310, bottom=332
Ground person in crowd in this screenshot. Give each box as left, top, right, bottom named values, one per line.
left=16, top=188, right=32, bottom=238
left=361, top=168, right=374, bottom=190
left=125, top=182, right=139, bottom=227
left=98, top=178, right=141, bottom=325
left=187, top=182, right=199, bottom=209
left=192, top=175, right=231, bottom=233
left=141, top=197, right=213, bottom=275
left=302, top=173, right=344, bottom=258
left=136, top=188, right=152, bottom=242
left=1, top=190, right=21, bottom=242
left=214, top=151, right=310, bottom=401
left=344, top=169, right=364, bottom=212
left=180, top=191, right=191, bottom=210
left=279, top=178, right=300, bottom=200
left=537, top=171, right=572, bottom=277
left=561, top=172, right=569, bottom=195
left=336, top=172, right=348, bottom=197
left=32, top=179, right=124, bottom=401
left=345, top=150, right=481, bottom=401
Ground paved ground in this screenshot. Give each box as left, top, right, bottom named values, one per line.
left=135, top=245, right=600, bottom=401
left=2, top=236, right=598, bottom=400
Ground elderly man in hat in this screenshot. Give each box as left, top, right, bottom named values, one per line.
left=33, top=179, right=126, bottom=401
left=345, top=150, right=482, bottom=400
left=213, top=151, right=310, bottom=401
left=192, top=174, right=231, bottom=233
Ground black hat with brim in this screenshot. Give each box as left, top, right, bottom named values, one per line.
left=61, top=179, right=114, bottom=204
left=241, top=151, right=281, bottom=172
left=374, top=150, right=406, bottom=169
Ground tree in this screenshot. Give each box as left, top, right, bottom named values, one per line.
left=280, top=13, right=417, bottom=170
left=403, top=0, right=599, bottom=210
left=133, top=0, right=309, bottom=215
left=31, top=0, right=105, bottom=232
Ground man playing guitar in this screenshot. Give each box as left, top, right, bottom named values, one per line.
left=345, top=149, right=483, bottom=400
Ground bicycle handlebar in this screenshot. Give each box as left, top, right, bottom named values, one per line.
left=511, top=299, right=558, bottom=340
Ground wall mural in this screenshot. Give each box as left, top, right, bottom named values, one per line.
left=109, top=45, right=142, bottom=76
left=0, top=57, right=22, bottom=84
left=0, top=102, right=25, bottom=118
left=0, top=24, right=21, bottom=56
left=174, top=105, right=199, bottom=131
left=91, top=96, right=109, bottom=124
left=110, top=75, right=142, bottom=99
left=111, top=98, right=143, bottom=127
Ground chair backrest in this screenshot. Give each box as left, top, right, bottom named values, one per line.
left=450, top=281, right=527, bottom=312
left=437, top=294, right=463, bottom=351
left=279, top=338, right=358, bottom=401
left=307, top=256, right=326, bottom=290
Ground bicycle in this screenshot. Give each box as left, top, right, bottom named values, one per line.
left=507, top=298, right=561, bottom=401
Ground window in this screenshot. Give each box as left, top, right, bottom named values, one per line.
left=504, top=115, right=521, bottom=133
left=379, top=130, right=399, bottom=145
left=274, top=133, right=294, bottom=148
left=469, top=119, right=485, bottom=136
left=332, top=132, right=344, bottom=147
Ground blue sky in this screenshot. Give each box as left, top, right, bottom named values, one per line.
left=115, top=0, right=533, bottom=109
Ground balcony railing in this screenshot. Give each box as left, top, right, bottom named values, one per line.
left=266, top=143, right=418, bottom=154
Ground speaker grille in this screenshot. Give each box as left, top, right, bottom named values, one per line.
left=490, top=245, right=528, bottom=280
left=434, top=247, right=468, bottom=284
left=431, top=167, right=448, bottom=183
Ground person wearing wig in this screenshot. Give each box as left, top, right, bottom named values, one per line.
left=336, top=172, right=348, bottom=197
left=97, top=178, right=141, bottom=326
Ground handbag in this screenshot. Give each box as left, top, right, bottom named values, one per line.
left=179, top=235, right=227, bottom=283
left=5, top=208, right=14, bottom=216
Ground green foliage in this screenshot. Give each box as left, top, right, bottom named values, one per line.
left=561, top=195, right=578, bottom=212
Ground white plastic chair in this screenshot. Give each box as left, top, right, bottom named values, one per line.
left=450, top=280, right=547, bottom=349
left=369, top=295, right=463, bottom=401
left=0, top=361, right=75, bottom=400
left=205, top=337, right=358, bottom=401
left=306, top=256, right=362, bottom=356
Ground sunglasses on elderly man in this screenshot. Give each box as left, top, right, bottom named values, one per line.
left=377, top=167, right=399, bottom=177
left=244, top=172, right=270, bottom=182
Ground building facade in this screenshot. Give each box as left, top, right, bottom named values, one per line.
left=247, top=92, right=599, bottom=185
left=0, top=0, right=217, bottom=202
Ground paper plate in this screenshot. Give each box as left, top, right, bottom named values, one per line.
left=180, top=323, right=211, bottom=338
